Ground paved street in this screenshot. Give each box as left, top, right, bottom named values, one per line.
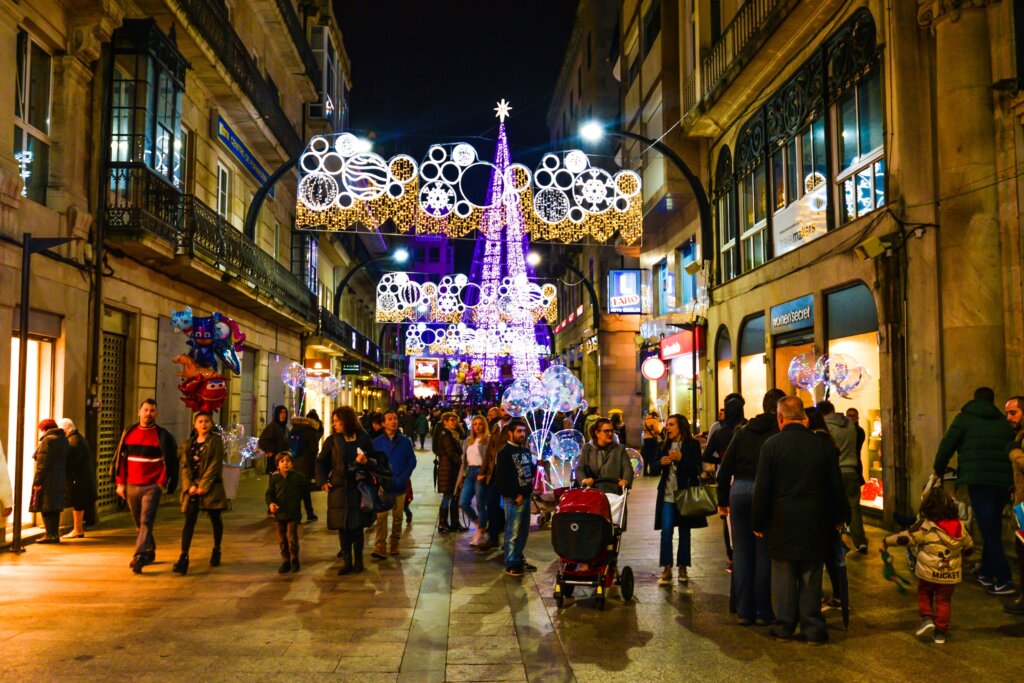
left=2, top=445, right=1023, bottom=682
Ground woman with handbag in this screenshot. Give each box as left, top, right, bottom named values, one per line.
left=655, top=414, right=709, bottom=586
left=317, top=406, right=377, bottom=575
left=173, top=411, right=228, bottom=575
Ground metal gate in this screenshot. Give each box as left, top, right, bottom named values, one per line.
left=96, top=331, right=127, bottom=511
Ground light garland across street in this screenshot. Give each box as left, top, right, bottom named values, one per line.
left=375, top=272, right=557, bottom=325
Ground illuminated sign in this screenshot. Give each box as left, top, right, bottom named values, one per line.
left=339, top=360, right=361, bottom=375
left=659, top=328, right=705, bottom=360
left=411, top=358, right=440, bottom=380
left=608, top=269, right=643, bottom=314
left=772, top=173, right=826, bottom=256
left=216, top=116, right=273, bottom=197
left=770, top=295, right=814, bottom=335
left=641, top=356, right=667, bottom=380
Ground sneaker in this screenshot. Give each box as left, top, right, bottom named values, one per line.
left=505, top=565, right=524, bottom=577
left=977, top=574, right=995, bottom=588
left=677, top=567, right=689, bottom=584
left=989, top=581, right=1016, bottom=596
left=932, top=629, right=946, bottom=644
left=915, top=617, right=935, bottom=637
left=371, top=545, right=387, bottom=560
left=523, top=562, right=538, bottom=573
left=658, top=567, right=673, bottom=586
left=389, top=546, right=400, bottom=556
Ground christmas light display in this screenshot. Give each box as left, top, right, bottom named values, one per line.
left=375, top=272, right=557, bottom=324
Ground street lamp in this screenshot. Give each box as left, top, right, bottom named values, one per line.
left=332, top=248, right=407, bottom=318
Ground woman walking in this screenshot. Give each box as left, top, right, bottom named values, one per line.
left=259, top=405, right=290, bottom=474
left=59, top=418, right=96, bottom=539
left=318, top=406, right=377, bottom=575
left=434, top=412, right=464, bottom=533
left=641, top=411, right=663, bottom=476
left=289, top=409, right=322, bottom=523
left=32, top=419, right=68, bottom=544
left=414, top=411, right=429, bottom=450
left=459, top=415, right=491, bottom=545
left=173, top=411, right=228, bottom=575
left=655, top=414, right=707, bottom=585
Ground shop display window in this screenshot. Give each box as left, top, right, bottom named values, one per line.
left=7, top=336, right=55, bottom=528
left=739, top=354, right=767, bottom=415
left=774, top=339, right=815, bottom=406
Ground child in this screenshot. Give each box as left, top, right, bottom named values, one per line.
left=265, top=452, right=307, bottom=573
left=883, top=487, right=974, bottom=644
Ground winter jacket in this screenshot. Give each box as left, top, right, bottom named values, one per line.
left=481, top=420, right=512, bottom=484
left=824, top=413, right=859, bottom=472
left=289, top=415, right=322, bottom=480
left=259, top=405, right=291, bottom=472
left=64, top=429, right=97, bottom=509
left=179, top=433, right=228, bottom=512
left=494, top=442, right=535, bottom=500
left=266, top=470, right=309, bottom=522
left=752, top=424, right=850, bottom=562
left=933, top=399, right=1015, bottom=488
left=109, top=423, right=179, bottom=493
left=434, top=427, right=462, bottom=495
left=32, top=428, right=68, bottom=513
left=702, top=400, right=746, bottom=465
left=317, top=431, right=378, bottom=531
left=401, top=412, right=417, bottom=438
left=414, top=414, right=429, bottom=436
left=374, top=431, right=417, bottom=493
left=884, top=518, right=974, bottom=584
left=655, top=439, right=708, bottom=531
left=716, top=412, right=779, bottom=504
left=1008, top=431, right=1024, bottom=506
left=575, top=442, right=634, bottom=493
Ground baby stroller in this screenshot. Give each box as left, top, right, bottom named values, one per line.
left=532, top=460, right=569, bottom=528
left=551, top=479, right=634, bottom=610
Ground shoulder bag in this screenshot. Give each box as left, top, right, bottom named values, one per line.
left=674, top=477, right=718, bottom=517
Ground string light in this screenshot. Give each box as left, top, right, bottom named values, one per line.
left=375, top=273, right=556, bottom=324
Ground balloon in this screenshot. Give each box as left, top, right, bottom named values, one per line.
left=815, top=354, right=857, bottom=388
left=281, top=361, right=306, bottom=390
left=625, top=447, right=643, bottom=478
left=239, top=437, right=259, bottom=465
left=500, top=378, right=533, bottom=417
left=835, top=365, right=871, bottom=398
left=787, top=353, right=821, bottom=391
left=529, top=428, right=554, bottom=460
left=170, top=308, right=247, bottom=375
left=541, top=365, right=584, bottom=412
left=528, top=376, right=551, bottom=413
left=321, top=374, right=342, bottom=398
left=552, top=429, right=585, bottom=463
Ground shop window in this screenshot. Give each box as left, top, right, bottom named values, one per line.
left=836, top=69, right=885, bottom=224
left=642, top=2, right=661, bottom=58
left=738, top=315, right=766, bottom=413
left=7, top=336, right=55, bottom=528
left=14, top=29, right=52, bottom=204
left=678, top=240, right=697, bottom=305
left=738, top=164, right=768, bottom=271
left=774, top=336, right=816, bottom=406
left=655, top=259, right=676, bottom=315
left=715, top=327, right=734, bottom=409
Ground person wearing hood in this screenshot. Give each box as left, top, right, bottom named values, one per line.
left=259, top=405, right=290, bottom=475
left=818, top=400, right=866, bottom=554
left=290, top=410, right=323, bottom=523
left=933, top=387, right=1016, bottom=596
left=717, top=388, right=786, bottom=625
left=32, top=419, right=68, bottom=543
left=703, top=394, right=746, bottom=570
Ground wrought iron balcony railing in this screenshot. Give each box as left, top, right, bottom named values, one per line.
left=274, top=0, right=321, bottom=88
left=317, top=307, right=383, bottom=366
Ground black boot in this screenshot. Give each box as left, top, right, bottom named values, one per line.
left=278, top=559, right=291, bottom=574
left=290, top=558, right=300, bottom=573
left=353, top=536, right=365, bottom=573
left=337, top=536, right=353, bottom=575
left=172, top=554, right=189, bottom=575
left=210, top=547, right=221, bottom=567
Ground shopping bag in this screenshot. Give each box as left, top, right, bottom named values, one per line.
left=674, top=482, right=717, bottom=517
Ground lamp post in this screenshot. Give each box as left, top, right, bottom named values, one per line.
left=332, top=248, right=409, bottom=318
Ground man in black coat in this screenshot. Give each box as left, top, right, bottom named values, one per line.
left=752, top=396, right=849, bottom=644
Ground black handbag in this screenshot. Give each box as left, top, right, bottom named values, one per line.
left=674, top=481, right=718, bottom=517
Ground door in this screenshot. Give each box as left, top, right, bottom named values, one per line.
left=96, top=331, right=127, bottom=512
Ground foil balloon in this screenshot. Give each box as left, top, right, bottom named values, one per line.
left=170, top=307, right=247, bottom=374
left=500, top=378, right=533, bottom=417
left=281, top=361, right=306, bottom=390
left=320, top=374, right=342, bottom=398
left=552, top=429, right=585, bottom=463
left=528, top=428, right=554, bottom=460
left=625, top=447, right=644, bottom=478
left=787, top=353, right=821, bottom=391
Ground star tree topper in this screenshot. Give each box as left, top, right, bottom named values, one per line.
left=494, top=99, right=512, bottom=123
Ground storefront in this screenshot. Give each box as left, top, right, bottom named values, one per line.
left=714, top=327, right=733, bottom=410
left=770, top=295, right=816, bottom=406
left=738, top=315, right=767, bottom=413
left=659, top=328, right=704, bottom=427
left=640, top=345, right=666, bottom=414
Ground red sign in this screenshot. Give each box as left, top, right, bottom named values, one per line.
left=659, top=328, right=706, bottom=360
left=641, top=356, right=667, bottom=380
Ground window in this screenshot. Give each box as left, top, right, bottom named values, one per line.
left=216, top=163, right=231, bottom=219
left=14, top=30, right=52, bottom=204
left=715, top=149, right=739, bottom=283
left=642, top=2, right=661, bottom=58
left=836, top=69, right=885, bottom=224
left=656, top=259, right=676, bottom=315
left=305, top=235, right=318, bottom=294
left=771, top=117, right=826, bottom=214
left=678, top=240, right=697, bottom=305
left=738, top=163, right=768, bottom=271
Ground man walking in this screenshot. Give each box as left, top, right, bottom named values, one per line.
left=494, top=420, right=536, bottom=577
left=818, top=400, right=866, bottom=554
left=1004, top=396, right=1024, bottom=614
left=753, top=397, right=849, bottom=644
left=110, top=399, right=178, bottom=573
left=372, top=411, right=417, bottom=559
left=933, top=387, right=1016, bottom=595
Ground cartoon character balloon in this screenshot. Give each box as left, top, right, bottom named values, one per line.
left=170, top=306, right=247, bottom=374
left=172, top=353, right=227, bottom=412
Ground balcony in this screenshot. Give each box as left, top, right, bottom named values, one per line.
left=105, top=164, right=317, bottom=326
left=310, top=307, right=383, bottom=368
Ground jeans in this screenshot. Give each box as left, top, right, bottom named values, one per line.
left=277, top=520, right=299, bottom=561
left=842, top=471, right=866, bottom=548
left=503, top=496, right=531, bottom=568
left=180, top=496, right=223, bottom=554
left=439, top=491, right=454, bottom=527
left=969, top=484, right=1011, bottom=583
left=459, top=467, right=488, bottom=526
left=302, top=488, right=315, bottom=519
left=659, top=501, right=691, bottom=567
left=126, top=484, right=161, bottom=558
left=918, top=579, right=955, bottom=631
left=730, top=479, right=773, bottom=621
left=771, top=558, right=826, bottom=642
left=375, top=492, right=406, bottom=549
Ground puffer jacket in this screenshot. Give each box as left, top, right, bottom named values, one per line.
left=824, top=413, right=859, bottom=471
left=933, top=399, right=1014, bottom=488
left=884, top=518, right=974, bottom=584
left=1008, top=431, right=1024, bottom=505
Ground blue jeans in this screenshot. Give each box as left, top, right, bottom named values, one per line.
left=503, top=496, right=531, bottom=568
left=659, top=501, right=691, bottom=567
left=460, top=466, right=488, bottom=526
left=969, top=484, right=1012, bottom=583
left=730, top=479, right=773, bottom=621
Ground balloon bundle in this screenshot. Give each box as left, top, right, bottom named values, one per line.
left=787, top=353, right=871, bottom=398
left=238, top=436, right=262, bottom=468
left=169, top=306, right=247, bottom=413
left=219, top=423, right=245, bottom=463
left=281, top=362, right=343, bottom=416
left=500, top=365, right=588, bottom=489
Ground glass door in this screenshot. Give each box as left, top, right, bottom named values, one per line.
left=7, top=336, right=55, bottom=528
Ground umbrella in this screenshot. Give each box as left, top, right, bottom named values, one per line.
left=834, top=535, right=851, bottom=628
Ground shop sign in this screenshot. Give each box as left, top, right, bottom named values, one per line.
left=772, top=176, right=826, bottom=256
left=607, top=269, right=643, bottom=314
left=411, top=357, right=439, bottom=380
left=339, top=360, right=361, bottom=375
left=641, top=356, right=666, bottom=380
left=770, top=295, right=814, bottom=335
left=216, top=116, right=273, bottom=197
left=305, top=358, right=331, bottom=377
left=659, top=328, right=705, bottom=360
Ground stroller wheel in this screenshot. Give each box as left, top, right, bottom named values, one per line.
left=562, top=583, right=574, bottom=597
left=554, top=591, right=564, bottom=608
left=620, top=566, right=634, bottom=602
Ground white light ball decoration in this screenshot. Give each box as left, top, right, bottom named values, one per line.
left=834, top=365, right=871, bottom=398
left=334, top=133, right=359, bottom=157
left=452, top=143, right=476, bottom=167
left=534, top=188, right=570, bottom=223
left=563, top=150, right=589, bottom=174
left=342, top=153, right=390, bottom=201
left=281, top=362, right=306, bottom=390
left=298, top=172, right=338, bottom=210
left=787, top=353, right=821, bottom=391
left=573, top=167, right=615, bottom=213
left=501, top=378, right=533, bottom=418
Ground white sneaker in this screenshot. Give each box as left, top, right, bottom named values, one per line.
left=658, top=567, right=673, bottom=586
left=677, top=567, right=689, bottom=584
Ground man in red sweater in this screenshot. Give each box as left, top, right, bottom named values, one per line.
left=110, top=399, right=178, bottom=573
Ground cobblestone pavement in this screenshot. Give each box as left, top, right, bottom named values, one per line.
left=2, top=444, right=1023, bottom=682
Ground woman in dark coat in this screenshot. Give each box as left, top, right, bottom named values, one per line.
left=289, top=409, right=322, bottom=522
left=33, top=419, right=68, bottom=543
left=318, top=405, right=377, bottom=575
left=434, top=412, right=463, bottom=533
left=655, top=414, right=707, bottom=585
left=59, top=418, right=96, bottom=538
left=259, top=405, right=290, bottom=474
left=173, top=411, right=228, bottom=575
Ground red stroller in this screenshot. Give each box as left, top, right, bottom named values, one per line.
left=551, top=479, right=634, bottom=610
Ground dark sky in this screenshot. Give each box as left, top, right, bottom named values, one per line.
left=334, top=1, right=579, bottom=169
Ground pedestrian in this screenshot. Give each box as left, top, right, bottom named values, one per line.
left=369, top=413, right=385, bottom=441
left=847, top=408, right=866, bottom=460
left=371, top=410, right=417, bottom=558
left=806, top=407, right=845, bottom=609
left=932, top=387, right=1016, bottom=595
left=576, top=417, right=634, bottom=494
left=494, top=419, right=536, bottom=577
left=1004, top=395, right=1024, bottom=615
left=703, top=394, right=745, bottom=571
left=717, top=388, right=786, bottom=625
left=266, top=452, right=307, bottom=573
left=415, top=410, right=429, bottom=450
left=706, top=407, right=727, bottom=442
left=259, top=405, right=290, bottom=475
left=434, top=412, right=464, bottom=534
left=59, top=418, right=96, bottom=539
left=818, top=400, right=866, bottom=554
left=32, top=419, right=67, bottom=544
left=752, top=397, right=849, bottom=645
left=655, top=414, right=706, bottom=586
left=609, top=411, right=627, bottom=446
left=110, top=399, right=179, bottom=573
left=317, top=406, right=377, bottom=575
left=883, top=486, right=974, bottom=644
left=583, top=406, right=600, bottom=442
left=289, top=410, right=322, bottom=523
left=173, top=411, right=227, bottom=575
left=641, top=411, right=662, bottom=476
left=479, top=408, right=513, bottom=551
left=402, top=409, right=418, bottom=440
left=459, top=415, right=491, bottom=546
